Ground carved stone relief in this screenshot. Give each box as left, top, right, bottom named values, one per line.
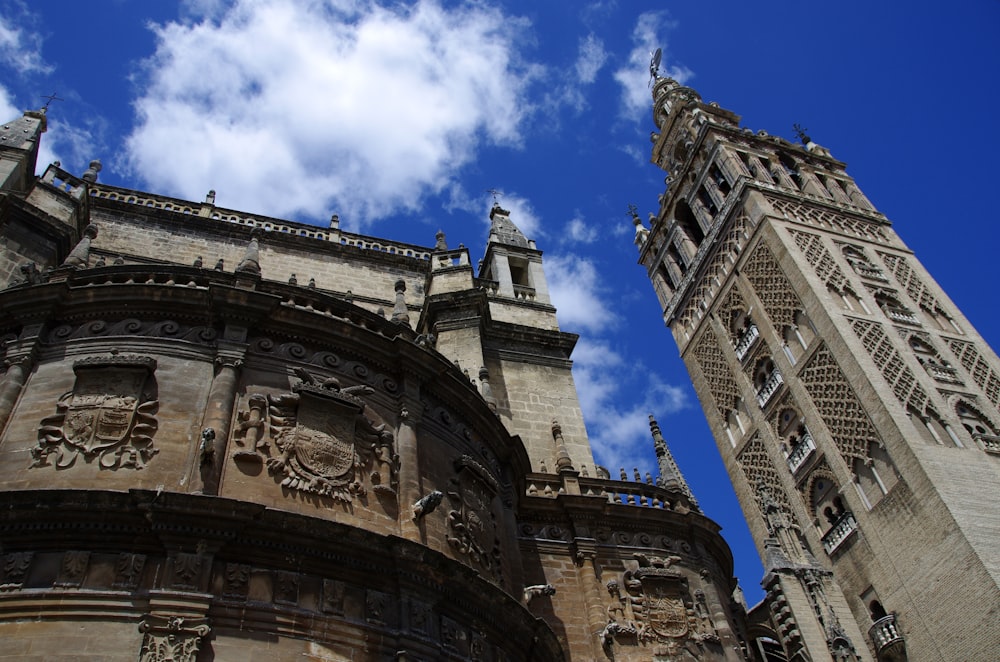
left=445, top=455, right=502, bottom=582
left=55, top=550, right=90, bottom=588
left=32, top=354, right=159, bottom=470
left=137, top=614, right=211, bottom=662
left=232, top=369, right=398, bottom=503
left=113, top=552, right=146, bottom=590
left=602, top=555, right=719, bottom=658
left=223, top=563, right=250, bottom=600
left=0, top=552, right=33, bottom=590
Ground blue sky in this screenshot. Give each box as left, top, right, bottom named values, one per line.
left=2, top=0, right=998, bottom=604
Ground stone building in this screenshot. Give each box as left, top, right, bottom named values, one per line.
left=634, top=71, right=1000, bottom=661
left=0, top=108, right=761, bottom=660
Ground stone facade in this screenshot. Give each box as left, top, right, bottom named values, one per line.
left=636, top=73, right=1000, bottom=661
left=0, top=109, right=759, bottom=661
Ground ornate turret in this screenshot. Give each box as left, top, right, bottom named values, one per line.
left=649, top=414, right=699, bottom=512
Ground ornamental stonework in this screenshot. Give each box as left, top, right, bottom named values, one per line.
left=137, top=614, right=211, bottom=662
left=601, top=555, right=719, bottom=658
left=232, top=369, right=397, bottom=503
left=446, top=455, right=502, bottom=581
left=32, top=354, right=159, bottom=470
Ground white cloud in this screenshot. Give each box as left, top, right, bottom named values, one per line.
left=125, top=0, right=536, bottom=228
left=565, top=215, right=597, bottom=244
left=0, top=7, right=51, bottom=75
left=613, top=11, right=692, bottom=123
left=575, top=33, right=607, bottom=84
left=570, top=337, right=688, bottom=472
left=545, top=253, right=617, bottom=333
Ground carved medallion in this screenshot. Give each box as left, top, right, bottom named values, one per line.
left=33, top=355, right=158, bottom=470
left=237, top=370, right=397, bottom=502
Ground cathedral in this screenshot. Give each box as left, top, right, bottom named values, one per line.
left=0, top=107, right=754, bottom=661
left=634, top=71, right=1000, bottom=661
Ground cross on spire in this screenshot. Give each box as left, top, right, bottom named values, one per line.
left=41, top=92, right=64, bottom=111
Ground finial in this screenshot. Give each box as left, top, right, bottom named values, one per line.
left=81, top=159, right=101, bottom=183
left=205, top=190, right=216, bottom=205
left=61, top=224, right=99, bottom=269
left=648, top=47, right=662, bottom=86
left=627, top=203, right=639, bottom=221
left=434, top=229, right=448, bottom=251
left=235, top=229, right=262, bottom=276
left=329, top=214, right=340, bottom=229
left=193, top=256, right=203, bottom=268
left=391, top=279, right=410, bottom=326
left=486, top=188, right=501, bottom=206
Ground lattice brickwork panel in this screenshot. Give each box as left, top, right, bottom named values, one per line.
left=676, top=212, right=756, bottom=332
left=877, top=252, right=945, bottom=314
left=789, top=229, right=849, bottom=293
left=849, top=318, right=932, bottom=415
left=798, top=344, right=879, bottom=464
left=948, top=339, right=1000, bottom=411
left=692, top=326, right=740, bottom=417
left=770, top=198, right=888, bottom=242
left=717, top=286, right=747, bottom=342
left=737, top=433, right=793, bottom=516
left=742, top=241, right=801, bottom=331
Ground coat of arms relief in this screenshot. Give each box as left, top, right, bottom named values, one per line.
left=602, top=554, right=720, bottom=658
left=32, top=354, right=159, bottom=470
left=233, top=368, right=398, bottom=503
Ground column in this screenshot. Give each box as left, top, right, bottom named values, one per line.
left=397, top=392, right=424, bottom=543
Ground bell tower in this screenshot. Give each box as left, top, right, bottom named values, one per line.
left=635, top=72, right=1000, bottom=661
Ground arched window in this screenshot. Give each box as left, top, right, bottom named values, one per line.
left=675, top=198, right=705, bottom=245
left=753, top=356, right=783, bottom=408
left=853, top=443, right=898, bottom=508
left=956, top=400, right=1000, bottom=452
left=874, top=290, right=920, bottom=326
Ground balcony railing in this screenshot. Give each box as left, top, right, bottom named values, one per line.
left=848, top=260, right=889, bottom=282
left=882, top=305, right=920, bottom=326
left=734, top=324, right=759, bottom=361
left=868, top=614, right=905, bottom=660
left=755, top=370, right=784, bottom=408
left=821, top=511, right=858, bottom=555
left=785, top=432, right=816, bottom=474
left=513, top=284, right=536, bottom=301
left=921, top=360, right=963, bottom=384
left=974, top=432, right=1000, bottom=455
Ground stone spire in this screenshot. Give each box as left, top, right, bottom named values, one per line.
left=649, top=414, right=698, bottom=511
left=487, top=203, right=529, bottom=248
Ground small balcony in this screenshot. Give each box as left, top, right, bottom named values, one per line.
left=755, top=370, right=784, bottom=409
left=849, top=261, right=889, bottom=282
left=868, top=614, right=905, bottom=660
left=785, top=432, right=816, bottom=474
left=921, top=360, right=963, bottom=385
left=882, top=305, right=920, bottom=326
left=974, top=432, right=1000, bottom=455
left=822, top=511, right=858, bottom=555
left=734, top=324, right=760, bottom=361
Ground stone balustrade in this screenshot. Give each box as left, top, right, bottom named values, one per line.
left=734, top=324, right=759, bottom=361
left=785, top=432, right=816, bottom=474
left=974, top=432, right=1000, bottom=455
left=868, top=613, right=905, bottom=659
left=755, top=370, right=784, bottom=408
left=821, top=511, right=858, bottom=555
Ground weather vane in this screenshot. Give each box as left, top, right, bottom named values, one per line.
left=648, top=48, right=662, bottom=86
left=41, top=92, right=64, bottom=111
left=627, top=203, right=639, bottom=219
left=486, top=188, right=501, bottom=205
